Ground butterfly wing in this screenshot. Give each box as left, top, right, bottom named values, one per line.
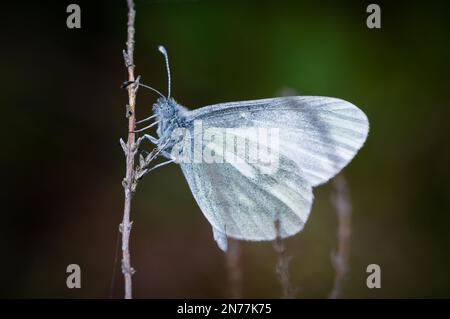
left=180, top=150, right=314, bottom=251
left=179, top=96, right=369, bottom=250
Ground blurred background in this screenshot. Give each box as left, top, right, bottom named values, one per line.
left=1, top=0, right=449, bottom=298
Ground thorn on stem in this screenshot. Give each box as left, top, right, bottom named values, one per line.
left=120, top=138, right=128, bottom=154
left=120, top=261, right=136, bottom=276
left=122, top=49, right=134, bottom=68
left=125, top=104, right=133, bottom=118
left=121, top=178, right=128, bottom=189
left=131, top=180, right=138, bottom=193
left=134, top=75, right=141, bottom=92
left=130, top=141, right=138, bottom=152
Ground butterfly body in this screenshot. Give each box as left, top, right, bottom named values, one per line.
left=141, top=46, right=369, bottom=251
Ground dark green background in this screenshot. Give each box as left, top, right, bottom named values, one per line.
left=1, top=0, right=449, bottom=298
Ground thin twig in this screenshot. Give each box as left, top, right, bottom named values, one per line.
left=328, top=174, right=352, bottom=299
left=273, top=217, right=296, bottom=298
left=109, top=228, right=121, bottom=298
left=120, top=0, right=137, bottom=299
left=225, top=238, right=243, bottom=298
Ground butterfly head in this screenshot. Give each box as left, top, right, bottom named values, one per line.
left=151, top=96, right=188, bottom=144
left=152, top=97, right=179, bottom=121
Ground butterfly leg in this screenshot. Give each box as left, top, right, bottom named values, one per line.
left=132, top=121, right=159, bottom=133
left=147, top=159, right=175, bottom=173
left=140, top=134, right=159, bottom=145
left=136, top=114, right=157, bottom=124
left=138, top=139, right=171, bottom=164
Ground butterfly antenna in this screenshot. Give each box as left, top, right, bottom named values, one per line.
left=138, top=83, right=166, bottom=99
left=158, top=45, right=171, bottom=98
left=122, top=77, right=166, bottom=99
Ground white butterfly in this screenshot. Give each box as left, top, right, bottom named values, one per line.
left=134, top=46, right=369, bottom=251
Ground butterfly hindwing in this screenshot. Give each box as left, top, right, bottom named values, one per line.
left=180, top=155, right=314, bottom=244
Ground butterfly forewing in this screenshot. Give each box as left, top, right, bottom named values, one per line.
left=186, top=96, right=369, bottom=186
left=177, top=96, right=368, bottom=250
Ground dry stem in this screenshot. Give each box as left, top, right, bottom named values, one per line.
left=120, top=0, right=137, bottom=299
left=273, top=218, right=296, bottom=298
left=328, top=174, right=352, bottom=299
left=225, top=238, right=243, bottom=298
